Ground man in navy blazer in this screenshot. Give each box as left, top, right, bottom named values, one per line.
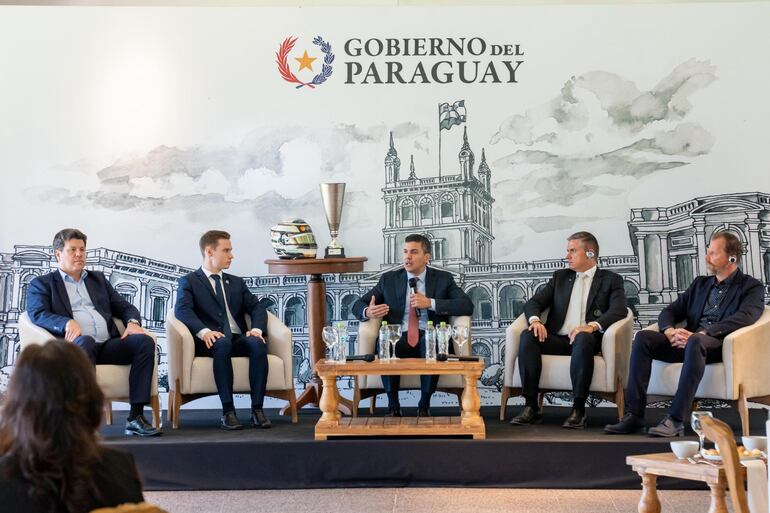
left=511, top=232, right=627, bottom=429
left=26, top=228, right=159, bottom=437
left=174, top=230, right=271, bottom=430
left=605, top=232, right=765, bottom=437
left=352, top=234, right=473, bottom=417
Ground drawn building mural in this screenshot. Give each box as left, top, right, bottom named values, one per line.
left=2, top=130, right=768, bottom=406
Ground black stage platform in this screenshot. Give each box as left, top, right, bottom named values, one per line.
left=102, top=406, right=766, bottom=491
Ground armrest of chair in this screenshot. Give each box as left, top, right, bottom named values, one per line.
left=18, top=311, right=56, bottom=348
left=600, top=308, right=634, bottom=385
left=266, top=312, right=294, bottom=389
left=722, top=306, right=770, bottom=399
left=449, top=315, right=471, bottom=356
left=356, top=317, right=381, bottom=355
left=164, top=310, right=195, bottom=394
left=503, top=314, right=529, bottom=388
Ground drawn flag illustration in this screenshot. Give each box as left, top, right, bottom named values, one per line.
left=439, top=100, right=467, bottom=130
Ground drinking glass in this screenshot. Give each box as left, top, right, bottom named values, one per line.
left=321, top=326, right=338, bottom=363
left=691, top=411, right=714, bottom=454
left=388, top=324, right=402, bottom=360
left=452, top=325, right=469, bottom=355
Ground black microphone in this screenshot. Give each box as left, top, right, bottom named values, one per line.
left=408, top=277, right=423, bottom=317
left=346, top=354, right=375, bottom=362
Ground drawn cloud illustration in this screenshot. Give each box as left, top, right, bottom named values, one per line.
left=489, top=59, right=717, bottom=256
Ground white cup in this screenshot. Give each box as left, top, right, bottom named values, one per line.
left=670, top=441, right=699, bottom=459
left=741, top=435, right=767, bottom=452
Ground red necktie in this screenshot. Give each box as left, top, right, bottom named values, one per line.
left=408, top=304, right=419, bottom=347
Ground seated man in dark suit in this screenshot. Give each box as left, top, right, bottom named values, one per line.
left=605, top=231, right=765, bottom=437
left=175, top=230, right=271, bottom=430
left=352, top=234, right=473, bottom=417
left=510, top=231, right=627, bottom=429
left=26, top=228, right=159, bottom=437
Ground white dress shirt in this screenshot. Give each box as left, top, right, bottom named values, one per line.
left=529, top=265, right=602, bottom=335
left=197, top=268, right=242, bottom=339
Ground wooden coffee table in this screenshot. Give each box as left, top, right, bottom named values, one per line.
left=314, top=358, right=485, bottom=440
left=626, top=452, right=746, bottom=513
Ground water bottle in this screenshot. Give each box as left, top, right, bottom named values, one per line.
left=336, top=322, right=348, bottom=363
left=378, top=321, right=390, bottom=361
left=437, top=321, right=449, bottom=356
left=425, top=321, right=437, bottom=361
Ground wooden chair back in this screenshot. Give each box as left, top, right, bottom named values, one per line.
left=700, top=416, right=749, bottom=513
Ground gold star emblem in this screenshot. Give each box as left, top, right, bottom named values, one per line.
left=294, top=50, right=317, bottom=72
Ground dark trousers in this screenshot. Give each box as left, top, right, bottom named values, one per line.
left=74, top=334, right=155, bottom=405
left=517, top=329, right=602, bottom=403
left=626, top=330, right=723, bottom=421
left=194, top=333, right=269, bottom=409
left=379, top=331, right=445, bottom=409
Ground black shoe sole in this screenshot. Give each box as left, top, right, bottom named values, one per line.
left=220, top=424, right=244, bottom=431
left=647, top=430, right=684, bottom=438
left=509, top=415, right=543, bottom=426
left=562, top=421, right=587, bottom=430
left=124, top=429, right=161, bottom=437
left=251, top=422, right=272, bottom=429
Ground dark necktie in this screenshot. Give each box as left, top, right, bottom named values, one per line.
left=211, top=274, right=232, bottom=338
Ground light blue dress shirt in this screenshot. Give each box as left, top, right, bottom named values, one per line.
left=59, top=269, right=111, bottom=343
left=402, top=268, right=436, bottom=332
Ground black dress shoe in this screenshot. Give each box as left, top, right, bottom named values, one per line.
left=221, top=411, right=244, bottom=430
left=647, top=415, right=684, bottom=437
left=417, top=406, right=431, bottom=417
left=604, top=413, right=645, bottom=435
left=385, top=406, right=402, bottom=417
left=562, top=409, right=588, bottom=429
left=251, top=409, right=272, bottom=429
left=125, top=415, right=161, bottom=437
left=509, top=406, right=543, bottom=425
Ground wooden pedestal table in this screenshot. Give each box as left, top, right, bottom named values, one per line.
left=626, top=452, right=745, bottom=513
left=314, top=358, right=485, bottom=440
left=265, top=257, right=367, bottom=416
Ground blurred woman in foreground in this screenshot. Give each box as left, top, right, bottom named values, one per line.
left=0, top=339, right=145, bottom=512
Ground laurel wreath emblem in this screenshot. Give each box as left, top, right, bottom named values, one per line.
left=276, top=35, right=334, bottom=89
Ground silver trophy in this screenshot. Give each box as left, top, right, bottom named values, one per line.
left=320, top=182, right=346, bottom=258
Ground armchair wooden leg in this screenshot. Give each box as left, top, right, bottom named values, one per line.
left=150, top=395, right=161, bottom=429
left=500, top=386, right=511, bottom=421
left=172, top=379, right=182, bottom=429
left=167, top=389, right=175, bottom=427
left=737, top=385, right=750, bottom=437
left=369, top=394, right=377, bottom=415
left=615, top=377, right=625, bottom=419
left=104, top=402, right=113, bottom=425
left=288, top=387, right=298, bottom=424
left=352, top=377, right=360, bottom=418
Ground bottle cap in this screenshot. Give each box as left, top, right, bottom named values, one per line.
left=381, top=320, right=388, bottom=325
left=427, top=321, right=434, bottom=326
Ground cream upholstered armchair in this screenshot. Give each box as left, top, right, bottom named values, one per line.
left=500, top=308, right=635, bottom=421
left=165, top=310, right=297, bottom=428
left=643, top=305, right=770, bottom=436
left=352, top=315, right=472, bottom=416
left=18, top=311, right=161, bottom=427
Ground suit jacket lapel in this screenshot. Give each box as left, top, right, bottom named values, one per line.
left=425, top=267, right=436, bottom=300
left=223, top=273, right=236, bottom=314
left=584, top=269, right=602, bottom=313
left=83, top=272, right=115, bottom=328
left=52, top=272, right=74, bottom=318
left=195, top=268, right=219, bottom=302
left=393, top=269, right=407, bottom=324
